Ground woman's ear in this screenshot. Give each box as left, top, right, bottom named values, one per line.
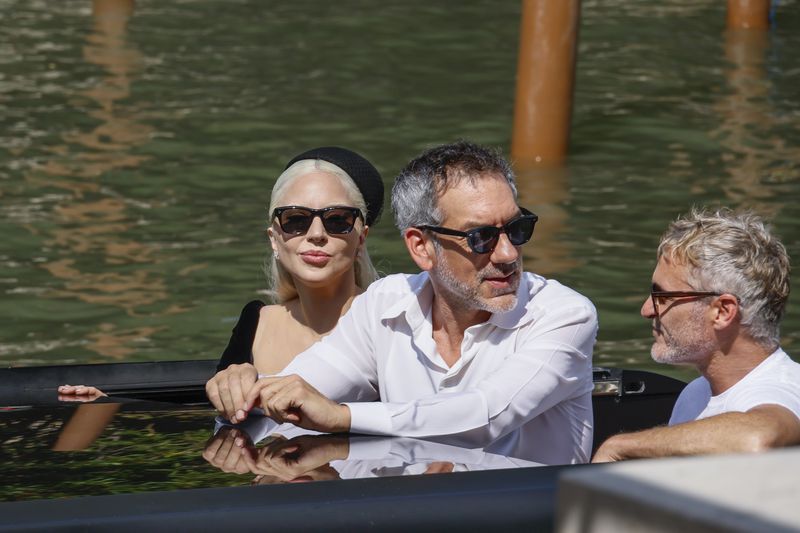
left=267, top=226, right=278, bottom=255
left=356, top=225, right=370, bottom=257
left=404, top=227, right=435, bottom=271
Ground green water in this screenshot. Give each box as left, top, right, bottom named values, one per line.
left=2, top=0, right=799, bottom=381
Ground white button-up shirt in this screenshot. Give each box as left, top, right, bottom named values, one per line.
left=279, top=271, right=597, bottom=465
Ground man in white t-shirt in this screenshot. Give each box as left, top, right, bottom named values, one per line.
left=207, top=141, right=597, bottom=464
left=593, top=208, right=800, bottom=462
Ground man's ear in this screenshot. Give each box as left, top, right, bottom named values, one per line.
left=711, top=293, right=739, bottom=330
left=403, top=228, right=435, bottom=271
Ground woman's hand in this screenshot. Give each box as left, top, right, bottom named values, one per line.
left=57, top=384, right=107, bottom=402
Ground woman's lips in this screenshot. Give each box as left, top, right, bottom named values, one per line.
left=300, top=251, right=331, bottom=266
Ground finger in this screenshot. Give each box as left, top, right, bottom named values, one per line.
left=233, top=430, right=255, bottom=449
left=230, top=370, right=254, bottom=423
left=219, top=375, right=240, bottom=422
left=58, top=385, right=99, bottom=396
left=210, top=365, right=254, bottom=423
left=57, top=394, right=96, bottom=403
left=255, top=450, right=293, bottom=481
left=242, top=378, right=269, bottom=413
left=215, top=433, right=244, bottom=472
left=265, top=436, right=298, bottom=456
left=423, top=461, right=455, bottom=474
left=226, top=373, right=246, bottom=423
left=207, top=365, right=253, bottom=420
left=260, top=377, right=306, bottom=418
left=264, top=380, right=305, bottom=424
left=243, top=376, right=288, bottom=412
left=77, top=386, right=105, bottom=397
left=240, top=445, right=265, bottom=475
left=202, top=432, right=228, bottom=463
left=277, top=443, right=301, bottom=456
left=205, top=376, right=225, bottom=414
left=220, top=375, right=247, bottom=422
left=222, top=441, right=245, bottom=473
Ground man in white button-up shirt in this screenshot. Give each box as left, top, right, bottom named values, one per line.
left=207, top=141, right=598, bottom=464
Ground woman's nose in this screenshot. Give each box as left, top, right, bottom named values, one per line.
left=305, top=215, right=327, bottom=241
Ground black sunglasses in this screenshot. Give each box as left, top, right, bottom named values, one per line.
left=415, top=208, right=538, bottom=254
left=272, top=205, right=363, bottom=235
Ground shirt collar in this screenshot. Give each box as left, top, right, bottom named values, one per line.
left=380, top=272, right=540, bottom=331
left=380, top=272, right=433, bottom=331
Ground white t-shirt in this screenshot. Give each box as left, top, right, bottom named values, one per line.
left=277, top=271, right=598, bottom=465
left=669, top=348, right=800, bottom=425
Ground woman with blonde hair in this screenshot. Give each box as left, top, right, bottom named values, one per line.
left=59, top=146, right=383, bottom=399
left=215, top=146, right=383, bottom=374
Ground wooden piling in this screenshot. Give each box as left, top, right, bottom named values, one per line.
left=727, top=0, right=771, bottom=30
left=511, top=0, right=581, bottom=167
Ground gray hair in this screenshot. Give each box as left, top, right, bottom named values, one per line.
left=658, top=207, right=791, bottom=348
left=266, top=159, right=379, bottom=303
left=391, top=140, right=517, bottom=231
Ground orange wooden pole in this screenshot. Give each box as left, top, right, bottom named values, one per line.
left=511, top=0, right=581, bottom=167
left=727, top=0, right=770, bottom=30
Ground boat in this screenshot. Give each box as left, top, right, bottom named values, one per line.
left=0, top=361, right=684, bottom=531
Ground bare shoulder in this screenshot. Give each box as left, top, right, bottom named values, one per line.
left=260, top=303, right=284, bottom=316
left=259, top=303, right=291, bottom=325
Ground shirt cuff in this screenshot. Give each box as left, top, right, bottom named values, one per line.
left=344, top=402, right=393, bottom=435
left=345, top=436, right=393, bottom=460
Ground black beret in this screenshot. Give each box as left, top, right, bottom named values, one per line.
left=284, top=146, right=384, bottom=227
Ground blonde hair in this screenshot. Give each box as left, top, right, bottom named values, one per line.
left=266, top=159, right=379, bottom=303
left=658, top=207, right=790, bottom=348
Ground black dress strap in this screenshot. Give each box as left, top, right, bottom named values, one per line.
left=216, top=300, right=266, bottom=372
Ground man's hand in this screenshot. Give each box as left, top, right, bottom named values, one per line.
left=243, top=374, right=351, bottom=433
left=424, top=461, right=455, bottom=474
left=57, top=384, right=107, bottom=403
left=205, top=363, right=259, bottom=423
left=241, top=434, right=348, bottom=482
left=591, top=434, right=627, bottom=463
left=591, top=405, right=800, bottom=463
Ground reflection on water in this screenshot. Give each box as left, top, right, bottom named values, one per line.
left=565, top=1, right=800, bottom=378
left=0, top=403, right=540, bottom=501
left=515, top=164, right=579, bottom=275
left=17, top=0, right=182, bottom=360
left=204, top=424, right=541, bottom=485
left=712, top=28, right=794, bottom=215
left=1, top=0, right=800, bottom=375
left=0, top=404, right=234, bottom=501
